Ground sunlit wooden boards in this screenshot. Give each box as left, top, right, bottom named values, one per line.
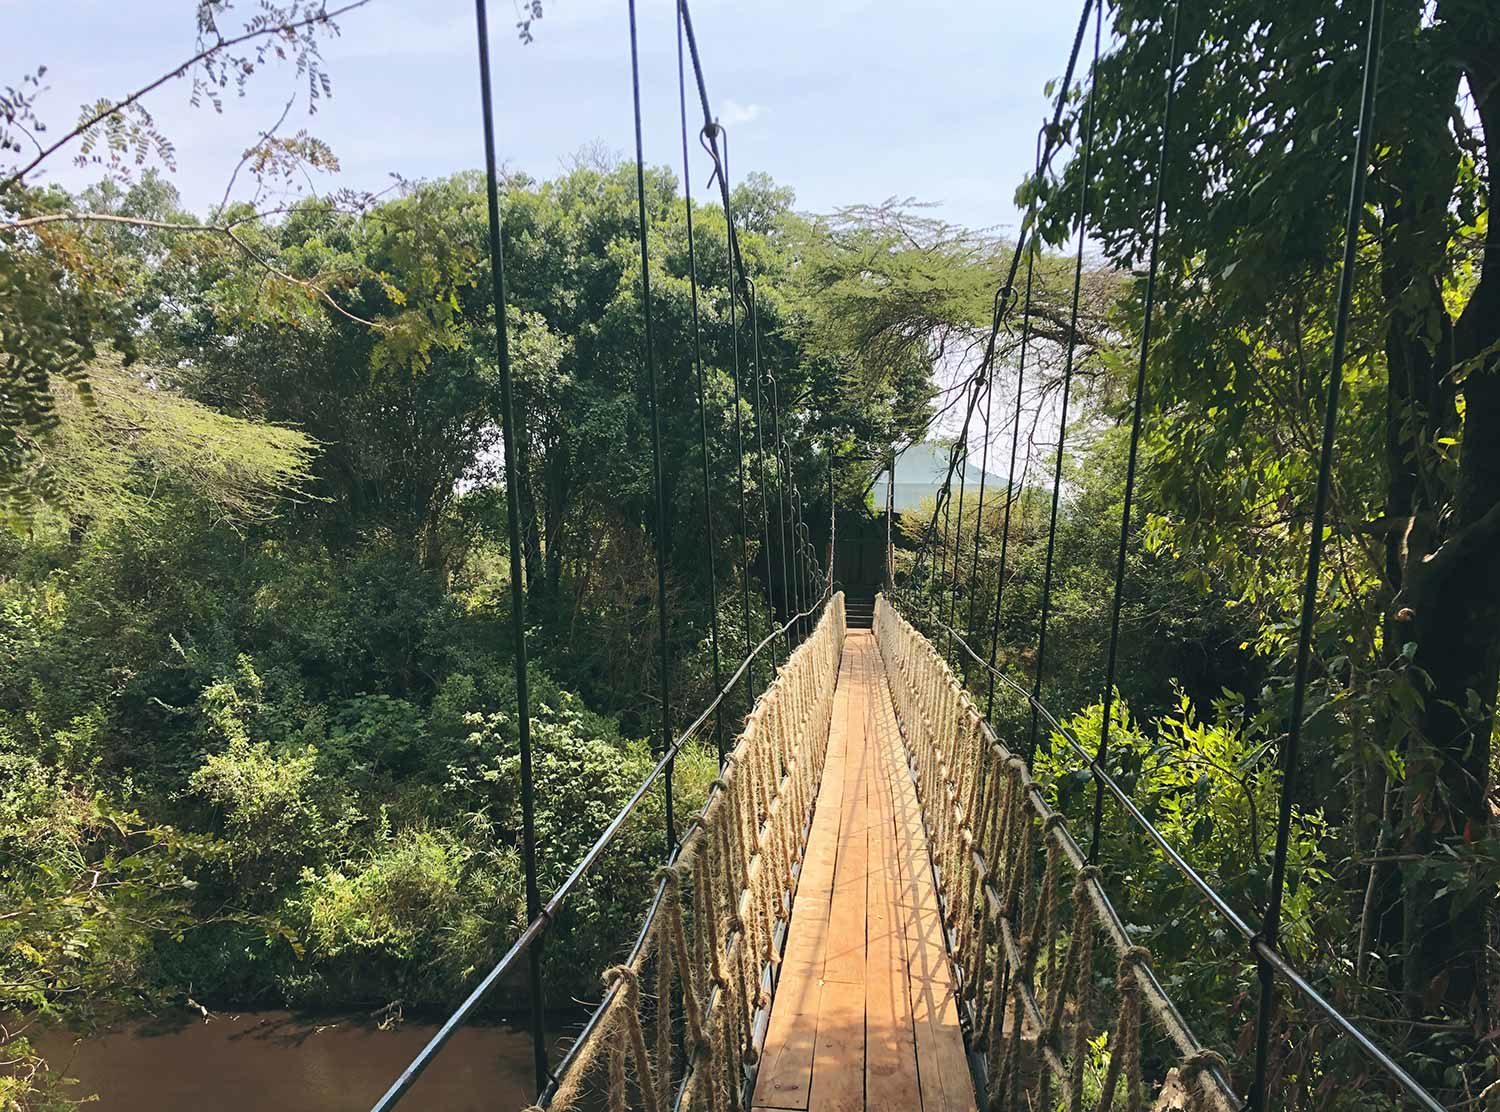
left=752, top=632, right=976, bottom=1112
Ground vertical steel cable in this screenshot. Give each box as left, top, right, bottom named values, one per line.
left=1088, top=0, right=1182, bottom=864
left=985, top=131, right=1045, bottom=722
left=710, top=132, right=758, bottom=714
left=905, top=0, right=1096, bottom=590
left=471, top=0, right=548, bottom=1094
left=628, top=0, right=675, bottom=852
left=944, top=430, right=969, bottom=659
left=965, top=367, right=998, bottom=639
left=886, top=448, right=896, bottom=584
left=790, top=480, right=809, bottom=640
left=749, top=283, right=781, bottom=672
left=769, top=370, right=795, bottom=650
left=676, top=7, right=725, bottom=763
left=791, top=463, right=811, bottom=630
left=935, top=482, right=952, bottom=609
left=828, top=446, right=837, bottom=594
left=1250, top=1, right=1384, bottom=1107
left=1026, top=1, right=1103, bottom=762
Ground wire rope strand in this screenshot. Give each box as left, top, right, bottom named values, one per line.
left=676, top=6, right=726, bottom=762
left=748, top=283, right=781, bottom=673
left=708, top=130, right=758, bottom=716
left=1088, top=0, right=1182, bottom=864
left=905, top=0, right=1098, bottom=587
left=985, top=132, right=1045, bottom=722
left=628, top=0, right=676, bottom=851
left=945, top=424, right=969, bottom=661
left=768, top=370, right=795, bottom=651
left=470, top=0, right=548, bottom=1094
left=1249, top=0, right=1385, bottom=1107
left=1026, top=0, right=1103, bottom=763
left=965, top=361, right=998, bottom=641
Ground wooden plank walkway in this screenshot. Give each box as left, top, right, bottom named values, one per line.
left=752, top=631, right=976, bottom=1112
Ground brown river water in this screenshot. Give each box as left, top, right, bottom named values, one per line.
left=31, top=1010, right=549, bottom=1111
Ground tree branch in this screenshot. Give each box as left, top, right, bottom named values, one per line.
left=0, top=0, right=372, bottom=192
left=1419, top=497, right=1500, bottom=579
left=6, top=209, right=376, bottom=327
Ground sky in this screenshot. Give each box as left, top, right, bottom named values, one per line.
left=6, top=0, right=1082, bottom=235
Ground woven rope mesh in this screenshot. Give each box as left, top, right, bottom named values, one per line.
left=872, top=594, right=1240, bottom=1112
left=532, top=594, right=846, bottom=1112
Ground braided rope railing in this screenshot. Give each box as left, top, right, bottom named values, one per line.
left=532, top=593, right=846, bottom=1112
left=873, top=594, right=1241, bottom=1112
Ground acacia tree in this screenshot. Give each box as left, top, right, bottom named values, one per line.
left=1042, top=0, right=1496, bottom=1055
left=1, top=1, right=373, bottom=520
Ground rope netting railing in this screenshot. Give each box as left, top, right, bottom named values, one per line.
left=873, top=593, right=1240, bottom=1112
left=535, top=592, right=846, bottom=1112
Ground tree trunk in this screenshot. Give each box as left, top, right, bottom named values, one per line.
left=1390, top=4, right=1499, bottom=1036
left=512, top=401, right=545, bottom=601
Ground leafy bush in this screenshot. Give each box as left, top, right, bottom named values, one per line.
left=291, top=825, right=524, bottom=1008
left=1033, top=689, right=1329, bottom=1067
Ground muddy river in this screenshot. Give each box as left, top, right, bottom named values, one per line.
left=31, top=1010, right=552, bottom=1111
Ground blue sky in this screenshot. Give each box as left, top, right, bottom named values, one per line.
left=7, top=0, right=1081, bottom=234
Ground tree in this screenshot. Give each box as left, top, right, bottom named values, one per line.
left=1041, top=0, right=1497, bottom=1057
left=2, top=1, right=368, bottom=521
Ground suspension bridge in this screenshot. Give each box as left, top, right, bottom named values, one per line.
left=366, top=0, right=1454, bottom=1110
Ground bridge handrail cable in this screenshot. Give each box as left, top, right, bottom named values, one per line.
left=877, top=595, right=1241, bottom=1111
left=368, top=587, right=834, bottom=1112
left=904, top=599, right=1448, bottom=1112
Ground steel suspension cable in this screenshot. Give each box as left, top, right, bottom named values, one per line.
left=748, top=283, right=781, bottom=671
left=885, top=448, right=895, bottom=583
left=789, top=479, right=809, bottom=643
left=468, top=0, right=548, bottom=1096
left=713, top=140, right=758, bottom=713
left=1250, top=0, right=1385, bottom=1107
left=676, top=5, right=725, bottom=763
left=1026, top=0, right=1103, bottom=762
left=768, top=369, right=795, bottom=650
left=828, top=444, right=840, bottom=597
left=906, top=0, right=1097, bottom=588
left=1087, top=0, right=1181, bottom=864
left=628, top=0, right=676, bottom=851
left=944, top=426, right=969, bottom=659
left=965, top=363, right=998, bottom=640
left=985, top=133, right=1044, bottom=721
left=790, top=450, right=813, bottom=640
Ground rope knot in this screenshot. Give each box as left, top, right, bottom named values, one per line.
left=655, top=864, right=682, bottom=890
left=604, top=963, right=642, bottom=998
left=1178, top=1047, right=1229, bottom=1080
left=1117, top=944, right=1152, bottom=990
left=1078, top=864, right=1102, bottom=883
left=1042, top=813, right=1067, bottom=834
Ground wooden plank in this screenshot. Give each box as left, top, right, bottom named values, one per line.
left=753, top=647, right=857, bottom=1111
left=755, top=962, right=824, bottom=1110
left=807, top=977, right=866, bottom=1112
left=822, top=643, right=870, bottom=985
left=865, top=688, right=921, bottom=1112
left=808, top=636, right=868, bottom=1110
left=875, top=657, right=977, bottom=1112
left=758, top=630, right=977, bottom=1112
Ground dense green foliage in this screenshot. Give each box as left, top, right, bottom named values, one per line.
left=898, top=0, right=1498, bottom=1101
left=4, top=1, right=1496, bottom=1108
left=0, top=146, right=960, bottom=1105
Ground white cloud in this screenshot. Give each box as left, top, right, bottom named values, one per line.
left=720, top=98, right=765, bottom=126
